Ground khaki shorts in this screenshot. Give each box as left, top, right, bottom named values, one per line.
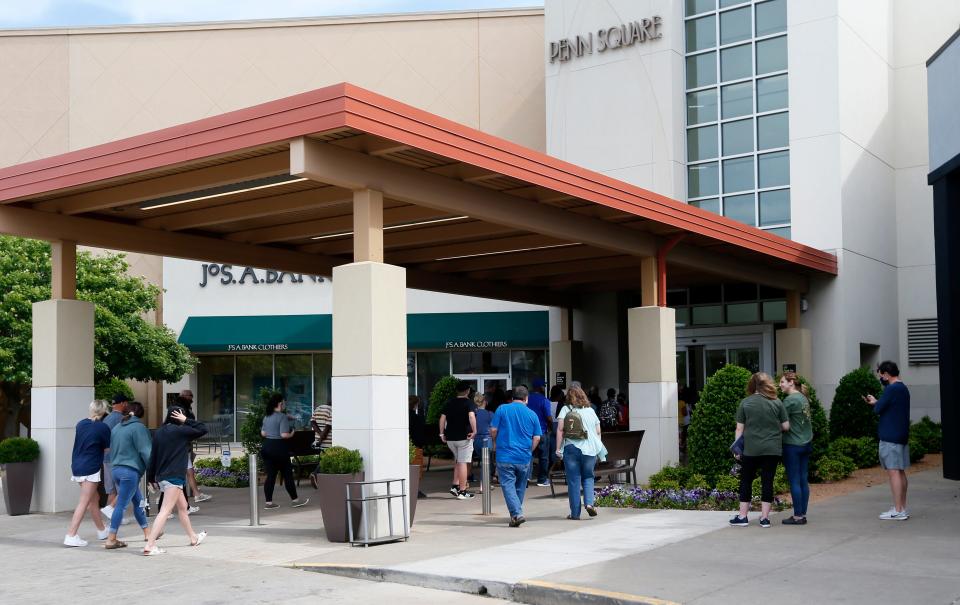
left=447, top=439, right=474, bottom=464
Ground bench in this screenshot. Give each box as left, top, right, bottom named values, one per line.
left=287, top=430, right=322, bottom=485
left=548, top=429, right=645, bottom=498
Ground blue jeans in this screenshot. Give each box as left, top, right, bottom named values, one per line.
left=782, top=442, right=812, bottom=517
left=529, top=431, right=551, bottom=484
left=563, top=444, right=597, bottom=519
left=497, top=462, right=530, bottom=518
left=109, top=465, right=148, bottom=533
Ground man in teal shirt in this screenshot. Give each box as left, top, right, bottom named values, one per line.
left=490, top=386, right=542, bottom=527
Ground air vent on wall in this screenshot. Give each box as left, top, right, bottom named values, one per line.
left=907, top=318, right=939, bottom=365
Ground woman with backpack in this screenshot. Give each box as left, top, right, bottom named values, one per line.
left=555, top=386, right=606, bottom=520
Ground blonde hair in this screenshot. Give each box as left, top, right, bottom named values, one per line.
left=89, top=399, right=110, bottom=420
left=566, top=386, right=590, bottom=409
left=780, top=371, right=810, bottom=398
left=473, top=392, right=487, bottom=408
left=747, top=373, right=777, bottom=400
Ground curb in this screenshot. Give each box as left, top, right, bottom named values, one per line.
left=289, top=563, right=677, bottom=605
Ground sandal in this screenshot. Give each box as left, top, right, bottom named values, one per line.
left=191, top=530, right=207, bottom=547
left=104, top=540, right=127, bottom=550
left=142, top=546, right=166, bottom=556
left=585, top=505, right=598, bottom=517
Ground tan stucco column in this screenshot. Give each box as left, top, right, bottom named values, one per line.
left=331, top=261, right=409, bottom=534
left=549, top=307, right=581, bottom=388
left=775, top=291, right=812, bottom=378
left=31, top=297, right=95, bottom=513
left=628, top=306, right=678, bottom=483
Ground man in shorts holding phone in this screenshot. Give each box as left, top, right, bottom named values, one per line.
left=864, top=360, right=911, bottom=520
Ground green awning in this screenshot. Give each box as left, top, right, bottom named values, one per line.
left=178, top=311, right=548, bottom=353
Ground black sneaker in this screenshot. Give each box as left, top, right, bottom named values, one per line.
left=782, top=516, right=807, bottom=525
left=509, top=517, right=521, bottom=527
left=515, top=515, right=526, bottom=526
left=457, top=490, right=475, bottom=500
left=759, top=518, right=771, bottom=528
left=729, top=515, right=749, bottom=527
left=449, top=485, right=460, bottom=497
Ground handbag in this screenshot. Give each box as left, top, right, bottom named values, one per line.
left=729, top=435, right=744, bottom=458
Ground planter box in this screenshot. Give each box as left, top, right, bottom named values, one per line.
left=2, top=461, right=36, bottom=516
left=316, top=472, right=364, bottom=543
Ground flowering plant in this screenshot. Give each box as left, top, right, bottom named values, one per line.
left=594, top=485, right=789, bottom=512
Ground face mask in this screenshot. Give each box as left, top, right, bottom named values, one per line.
left=879, top=377, right=889, bottom=386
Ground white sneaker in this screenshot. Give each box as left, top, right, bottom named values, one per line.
left=166, top=513, right=174, bottom=520
left=96, top=528, right=109, bottom=540
left=100, top=505, right=114, bottom=519
left=194, top=493, right=212, bottom=503
left=187, top=505, right=200, bottom=515
left=878, top=507, right=897, bottom=519
left=879, top=508, right=909, bottom=520
left=64, top=534, right=88, bottom=547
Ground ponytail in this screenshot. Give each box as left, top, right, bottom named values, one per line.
left=782, top=372, right=809, bottom=398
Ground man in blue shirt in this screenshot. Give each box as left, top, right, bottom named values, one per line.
left=490, top=386, right=541, bottom=527
left=526, top=379, right=554, bottom=486
left=865, top=360, right=911, bottom=520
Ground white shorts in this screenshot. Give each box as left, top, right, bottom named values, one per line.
left=447, top=439, right=474, bottom=464
left=71, top=471, right=101, bottom=483
left=159, top=480, right=184, bottom=491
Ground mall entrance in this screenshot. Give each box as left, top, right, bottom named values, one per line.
left=675, top=325, right=774, bottom=393
left=453, top=375, right=510, bottom=400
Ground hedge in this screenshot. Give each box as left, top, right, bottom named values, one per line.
left=829, top=367, right=881, bottom=440
left=688, top=364, right=753, bottom=482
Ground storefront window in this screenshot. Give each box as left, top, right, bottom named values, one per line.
left=197, top=355, right=235, bottom=441
left=236, top=355, right=272, bottom=430
left=706, top=348, right=727, bottom=377
left=451, top=351, right=509, bottom=374
left=730, top=347, right=760, bottom=372
left=510, top=350, right=548, bottom=390
left=313, top=353, right=332, bottom=407
left=276, top=355, right=312, bottom=429
left=407, top=352, right=417, bottom=395
left=416, top=351, right=450, bottom=403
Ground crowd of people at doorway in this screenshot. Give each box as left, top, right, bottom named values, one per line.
left=65, top=390, right=210, bottom=554
left=730, top=361, right=911, bottom=528
left=436, top=379, right=612, bottom=526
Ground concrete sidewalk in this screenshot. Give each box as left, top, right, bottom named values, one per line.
left=2, top=465, right=958, bottom=604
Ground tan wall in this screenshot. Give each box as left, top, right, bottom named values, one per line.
left=0, top=9, right=545, bottom=165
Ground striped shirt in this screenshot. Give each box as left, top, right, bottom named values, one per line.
left=311, top=404, right=333, bottom=448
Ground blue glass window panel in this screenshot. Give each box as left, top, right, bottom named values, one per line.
left=722, top=81, right=753, bottom=118
left=723, top=156, right=755, bottom=192
left=691, top=197, right=721, bottom=214
left=759, top=189, right=791, bottom=226
left=687, top=89, right=718, bottom=124
left=686, top=15, right=717, bottom=52
left=688, top=163, right=720, bottom=197
left=756, top=35, right=787, bottom=74
left=687, top=51, right=718, bottom=88
left=758, top=150, right=790, bottom=187
left=722, top=118, right=754, bottom=155
left=721, top=43, right=752, bottom=81
left=757, top=112, right=789, bottom=149
left=723, top=193, right=756, bottom=225
left=757, top=74, right=788, bottom=112
left=688, top=125, right=719, bottom=161
left=686, top=0, right=716, bottom=17
left=756, top=0, right=787, bottom=37
left=720, top=6, right=752, bottom=46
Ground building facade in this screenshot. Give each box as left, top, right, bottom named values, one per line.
left=0, top=1, right=953, bottom=446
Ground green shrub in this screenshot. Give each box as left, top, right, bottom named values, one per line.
left=239, top=387, right=278, bottom=458
left=911, top=416, right=942, bottom=454
left=409, top=439, right=417, bottom=464
left=195, top=456, right=250, bottom=474
left=829, top=367, right=881, bottom=440
left=908, top=432, right=926, bottom=463
left=426, top=375, right=459, bottom=425
left=648, top=478, right=681, bottom=491
left=0, top=437, right=40, bottom=463
left=318, top=446, right=363, bottom=474
left=94, top=377, right=134, bottom=402
left=688, top=364, right=753, bottom=482
left=714, top=474, right=740, bottom=493
left=646, top=464, right=693, bottom=489
left=815, top=454, right=855, bottom=482
left=778, top=375, right=830, bottom=481
left=828, top=436, right=879, bottom=469
left=685, top=473, right=711, bottom=490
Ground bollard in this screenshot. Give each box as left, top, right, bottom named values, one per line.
left=481, top=442, right=492, bottom=515
left=248, top=453, right=260, bottom=526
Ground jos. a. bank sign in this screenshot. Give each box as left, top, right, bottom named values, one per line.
left=549, top=17, right=663, bottom=63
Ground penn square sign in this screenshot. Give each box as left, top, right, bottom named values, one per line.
left=549, top=17, right=663, bottom=63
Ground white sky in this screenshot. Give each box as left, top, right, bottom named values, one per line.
left=0, top=0, right=542, bottom=28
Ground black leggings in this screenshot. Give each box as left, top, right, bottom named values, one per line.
left=262, top=439, right=297, bottom=502
left=739, top=455, right=780, bottom=503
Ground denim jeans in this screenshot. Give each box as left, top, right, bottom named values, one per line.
left=497, top=462, right=530, bottom=518
left=529, top=431, right=552, bottom=484
left=562, top=444, right=597, bottom=519
left=109, top=464, right=148, bottom=533
left=782, top=442, right=812, bottom=516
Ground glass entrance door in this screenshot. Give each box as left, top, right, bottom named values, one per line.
left=453, top=374, right=511, bottom=401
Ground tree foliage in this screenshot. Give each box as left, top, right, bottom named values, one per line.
left=688, top=364, right=753, bottom=481
left=426, top=375, right=459, bottom=425
left=828, top=367, right=881, bottom=440
left=0, top=236, right=196, bottom=437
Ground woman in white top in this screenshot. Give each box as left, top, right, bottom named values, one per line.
left=555, top=386, right=607, bottom=520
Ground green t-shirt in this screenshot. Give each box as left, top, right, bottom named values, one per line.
left=782, top=392, right=813, bottom=446
left=735, top=394, right=788, bottom=457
